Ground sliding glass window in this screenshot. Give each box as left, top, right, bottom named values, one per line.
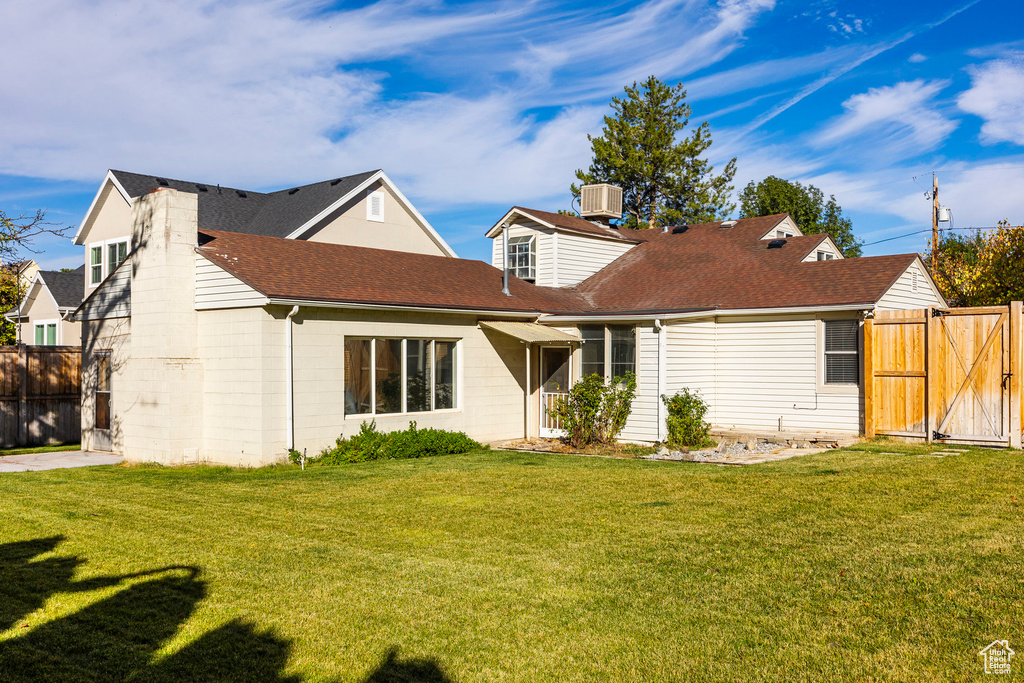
left=344, top=338, right=458, bottom=416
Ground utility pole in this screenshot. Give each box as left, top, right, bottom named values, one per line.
left=931, top=174, right=939, bottom=270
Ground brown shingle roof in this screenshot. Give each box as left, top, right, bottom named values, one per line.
left=511, top=207, right=647, bottom=242
left=570, top=219, right=917, bottom=313
left=196, top=230, right=585, bottom=314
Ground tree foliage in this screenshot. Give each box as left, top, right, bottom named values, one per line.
left=738, top=176, right=863, bottom=257
left=0, top=209, right=73, bottom=345
left=928, top=221, right=1024, bottom=306
left=573, top=76, right=736, bottom=229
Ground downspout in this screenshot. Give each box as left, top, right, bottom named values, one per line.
left=525, top=345, right=531, bottom=439
left=502, top=223, right=511, bottom=296
left=285, top=305, right=300, bottom=451
left=655, top=319, right=665, bottom=442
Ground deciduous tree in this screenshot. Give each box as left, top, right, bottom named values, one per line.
left=929, top=221, right=1024, bottom=306
left=738, top=176, right=862, bottom=257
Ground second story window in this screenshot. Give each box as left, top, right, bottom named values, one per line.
left=90, top=246, right=103, bottom=285
left=507, top=235, right=536, bottom=282
left=817, top=250, right=835, bottom=261
left=108, top=240, right=128, bottom=272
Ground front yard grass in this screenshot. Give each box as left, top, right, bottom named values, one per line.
left=0, top=443, right=81, bottom=457
left=0, top=443, right=1021, bottom=681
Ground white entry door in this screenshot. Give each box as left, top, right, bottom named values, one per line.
left=540, top=346, right=571, bottom=438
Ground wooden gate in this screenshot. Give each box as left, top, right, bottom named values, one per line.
left=865, top=302, right=1023, bottom=448
left=0, top=345, right=82, bottom=447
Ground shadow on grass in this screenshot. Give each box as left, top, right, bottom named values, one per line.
left=0, top=537, right=453, bottom=682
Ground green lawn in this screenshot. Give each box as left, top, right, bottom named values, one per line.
left=0, top=444, right=80, bottom=457
left=0, top=442, right=1021, bottom=682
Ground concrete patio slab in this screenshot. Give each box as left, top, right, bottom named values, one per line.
left=0, top=451, right=123, bottom=472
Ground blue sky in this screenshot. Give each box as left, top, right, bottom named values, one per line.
left=2, top=0, right=1023, bottom=269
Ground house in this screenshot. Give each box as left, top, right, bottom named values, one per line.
left=5, top=266, right=85, bottom=345
left=74, top=170, right=943, bottom=465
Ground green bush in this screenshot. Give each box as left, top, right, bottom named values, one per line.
left=552, top=372, right=636, bottom=448
left=308, top=421, right=482, bottom=465
left=662, top=388, right=714, bottom=449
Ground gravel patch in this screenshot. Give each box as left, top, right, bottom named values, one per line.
left=642, top=440, right=795, bottom=463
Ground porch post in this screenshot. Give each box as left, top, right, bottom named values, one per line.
left=525, top=344, right=531, bottom=440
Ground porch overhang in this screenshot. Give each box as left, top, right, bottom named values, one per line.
left=479, top=321, right=582, bottom=345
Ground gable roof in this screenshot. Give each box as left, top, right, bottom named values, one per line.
left=486, top=207, right=652, bottom=243
left=196, top=230, right=585, bottom=315
left=569, top=218, right=918, bottom=314
left=39, top=266, right=86, bottom=308
left=76, top=169, right=457, bottom=256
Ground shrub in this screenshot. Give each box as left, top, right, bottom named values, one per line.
left=552, top=372, right=636, bottom=448
left=662, top=388, right=714, bottom=449
left=311, top=421, right=481, bottom=465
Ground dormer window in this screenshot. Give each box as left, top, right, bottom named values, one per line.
left=817, top=251, right=835, bottom=261
left=777, top=229, right=794, bottom=238
left=507, top=235, right=536, bottom=282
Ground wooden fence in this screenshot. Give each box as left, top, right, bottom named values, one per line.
left=0, top=345, right=82, bottom=447
left=864, top=302, right=1023, bottom=448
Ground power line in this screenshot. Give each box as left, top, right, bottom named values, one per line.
left=862, top=225, right=999, bottom=247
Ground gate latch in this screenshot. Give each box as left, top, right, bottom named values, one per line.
left=933, top=430, right=950, bottom=441
left=1003, top=372, right=1013, bottom=390
left=931, top=308, right=949, bottom=318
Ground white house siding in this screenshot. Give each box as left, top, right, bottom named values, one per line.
left=875, top=261, right=944, bottom=310
left=618, top=322, right=661, bottom=442
left=555, top=231, right=634, bottom=286
left=194, top=255, right=267, bottom=309
left=77, top=260, right=131, bottom=321
left=666, top=314, right=862, bottom=435
left=801, top=238, right=843, bottom=262
left=490, top=219, right=634, bottom=287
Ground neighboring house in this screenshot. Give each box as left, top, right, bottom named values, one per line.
left=74, top=171, right=943, bottom=465
left=5, top=266, right=85, bottom=345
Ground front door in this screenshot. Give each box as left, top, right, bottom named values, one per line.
left=540, top=346, right=571, bottom=438
left=93, top=352, right=113, bottom=452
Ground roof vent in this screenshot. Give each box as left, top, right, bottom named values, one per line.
left=580, top=183, right=622, bottom=220
left=288, top=187, right=300, bottom=195
left=235, top=190, right=247, bottom=198
left=671, top=225, right=689, bottom=234
left=155, top=177, right=169, bottom=186
left=720, top=220, right=737, bottom=228
left=330, top=178, right=343, bottom=186
left=195, top=184, right=208, bottom=192
left=768, top=239, right=787, bottom=249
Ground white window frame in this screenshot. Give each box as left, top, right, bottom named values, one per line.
left=576, top=323, right=638, bottom=384
left=89, top=243, right=104, bottom=285
left=366, top=190, right=385, bottom=222
left=817, top=250, right=835, bottom=261
left=33, top=319, right=60, bottom=346
left=777, top=229, right=794, bottom=239
left=506, top=234, right=536, bottom=281
left=88, top=238, right=129, bottom=287
left=817, top=316, right=862, bottom=393
left=344, top=337, right=461, bottom=419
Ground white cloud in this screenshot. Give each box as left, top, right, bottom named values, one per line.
left=908, top=52, right=927, bottom=63
left=957, top=56, right=1024, bottom=145
left=813, top=80, right=957, bottom=157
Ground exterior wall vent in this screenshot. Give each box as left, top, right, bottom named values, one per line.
left=580, top=183, right=623, bottom=220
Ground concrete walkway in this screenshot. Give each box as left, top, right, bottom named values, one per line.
left=0, top=450, right=123, bottom=472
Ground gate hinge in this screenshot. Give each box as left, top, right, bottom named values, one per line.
left=933, top=430, right=950, bottom=441
left=931, top=308, right=949, bottom=318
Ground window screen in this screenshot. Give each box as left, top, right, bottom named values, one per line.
left=825, top=320, right=859, bottom=385
left=580, top=325, right=605, bottom=378
left=506, top=236, right=536, bottom=281
left=406, top=340, right=432, bottom=413
left=344, top=338, right=372, bottom=414
left=609, top=325, right=636, bottom=382
left=375, top=338, right=403, bottom=414
left=434, top=341, right=456, bottom=410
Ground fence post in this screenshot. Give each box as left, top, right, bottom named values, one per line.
left=1011, top=301, right=1022, bottom=450
left=17, top=344, right=28, bottom=445
left=864, top=315, right=874, bottom=439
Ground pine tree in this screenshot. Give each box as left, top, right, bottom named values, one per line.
left=573, top=76, right=736, bottom=229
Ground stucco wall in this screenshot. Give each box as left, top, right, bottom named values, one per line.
left=16, top=283, right=80, bottom=346
left=304, top=181, right=448, bottom=256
